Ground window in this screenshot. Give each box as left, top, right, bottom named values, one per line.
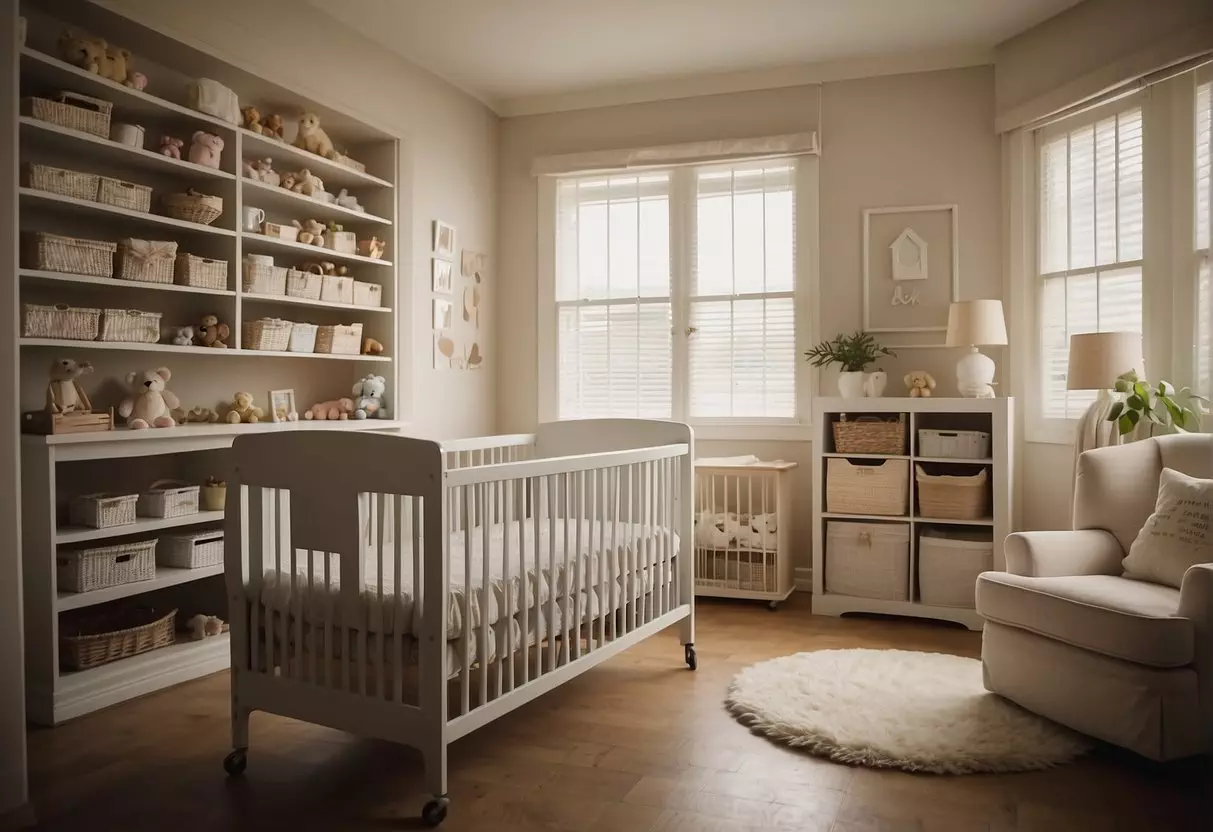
left=547, top=158, right=811, bottom=431
left=1196, top=76, right=1212, bottom=399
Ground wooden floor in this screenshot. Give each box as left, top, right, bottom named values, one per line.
left=26, top=594, right=1211, bottom=831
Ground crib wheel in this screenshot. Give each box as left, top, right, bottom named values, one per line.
left=684, top=644, right=697, bottom=671
left=421, top=797, right=449, bottom=826
left=223, top=748, right=247, bottom=776
left=768, top=600, right=780, bottom=611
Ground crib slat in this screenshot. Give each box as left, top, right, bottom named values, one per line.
left=247, top=486, right=262, bottom=678
left=656, top=460, right=665, bottom=617
left=547, top=473, right=557, bottom=669
left=607, top=467, right=618, bottom=639
left=519, top=477, right=530, bottom=684
left=665, top=458, right=674, bottom=614
left=561, top=471, right=572, bottom=664
left=479, top=483, right=490, bottom=707
left=324, top=532, right=333, bottom=690
left=461, top=484, right=472, bottom=716
left=531, top=475, right=542, bottom=678
left=503, top=480, right=514, bottom=694
left=265, top=488, right=277, bottom=680
left=493, top=480, right=504, bottom=701
left=573, top=471, right=583, bottom=661
left=376, top=492, right=387, bottom=699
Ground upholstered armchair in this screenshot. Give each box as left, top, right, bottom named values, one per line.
left=976, top=433, right=1213, bottom=761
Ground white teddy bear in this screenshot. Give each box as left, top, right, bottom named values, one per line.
left=352, top=374, right=388, bottom=419
left=118, top=367, right=178, bottom=429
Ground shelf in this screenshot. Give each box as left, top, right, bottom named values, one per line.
left=822, top=512, right=911, bottom=522
left=20, top=118, right=236, bottom=182
left=21, top=48, right=234, bottom=131
left=20, top=268, right=235, bottom=297
left=914, top=516, right=995, bottom=526
left=914, top=457, right=993, bottom=465
left=823, top=453, right=909, bottom=460
left=241, top=178, right=392, bottom=225
left=242, top=292, right=390, bottom=314
left=28, top=418, right=409, bottom=446
left=21, top=338, right=390, bottom=361
left=19, top=188, right=238, bottom=237
left=811, top=593, right=983, bottom=631
left=57, top=564, right=223, bottom=612
left=240, top=232, right=392, bottom=267
left=240, top=129, right=393, bottom=189
left=56, top=510, right=224, bottom=545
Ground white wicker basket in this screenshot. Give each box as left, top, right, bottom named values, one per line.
left=918, top=529, right=993, bottom=608
left=286, top=269, right=322, bottom=300
left=243, top=261, right=287, bottom=295
left=69, top=492, right=138, bottom=529
left=824, top=521, right=909, bottom=601
left=315, top=322, right=363, bottom=355
left=826, top=458, right=909, bottom=516
left=288, top=322, right=318, bottom=352
left=156, top=530, right=223, bottom=569
left=320, top=275, right=354, bottom=304
left=917, top=429, right=991, bottom=460
left=23, top=92, right=113, bottom=138
left=99, top=309, right=161, bottom=343
left=243, top=318, right=293, bottom=351
left=174, top=254, right=228, bottom=290
left=98, top=176, right=152, bottom=213
left=116, top=239, right=178, bottom=284
left=915, top=465, right=989, bottom=520
left=327, top=231, right=357, bottom=254
left=24, top=163, right=99, bottom=201
left=22, top=303, right=102, bottom=340
left=57, top=539, right=157, bottom=593
left=137, top=480, right=200, bottom=519
left=24, top=233, right=117, bottom=278
left=353, top=281, right=382, bottom=307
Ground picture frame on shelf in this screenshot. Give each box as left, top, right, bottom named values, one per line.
left=432, top=258, right=453, bottom=294
left=433, top=220, right=456, bottom=258
left=269, top=389, right=297, bottom=423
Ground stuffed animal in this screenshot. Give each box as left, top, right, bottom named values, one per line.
left=159, top=136, right=184, bottom=159
left=263, top=113, right=285, bottom=140
left=102, top=44, right=132, bottom=85
left=197, top=314, right=230, bottom=348
left=358, top=237, right=386, bottom=260
left=180, top=406, right=219, bottom=423
left=242, top=106, right=263, bottom=134
left=58, top=31, right=107, bottom=74
left=285, top=169, right=323, bottom=197
left=905, top=370, right=937, bottom=398
left=242, top=157, right=280, bottom=187
left=188, top=131, right=224, bottom=168
left=127, top=71, right=148, bottom=91
left=335, top=189, right=362, bottom=212
left=362, top=337, right=384, bottom=356
left=352, top=374, right=387, bottom=419
left=292, top=219, right=325, bottom=247
left=46, top=358, right=93, bottom=414
left=225, top=391, right=263, bottom=424
left=185, top=614, right=225, bottom=640
left=169, top=326, right=194, bottom=346
left=119, top=368, right=178, bottom=429
left=278, top=171, right=299, bottom=192
left=303, top=397, right=354, bottom=421
left=294, top=112, right=335, bottom=158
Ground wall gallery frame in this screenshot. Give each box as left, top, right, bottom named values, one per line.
left=433, top=220, right=456, bottom=259
left=862, top=204, right=959, bottom=334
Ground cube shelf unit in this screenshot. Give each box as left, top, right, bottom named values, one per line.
left=810, top=397, right=1014, bottom=631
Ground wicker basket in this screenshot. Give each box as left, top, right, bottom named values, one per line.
left=917, top=429, right=991, bottom=460
left=833, top=414, right=907, bottom=455
left=286, top=269, right=322, bottom=300
left=138, top=480, right=200, bottom=519
left=23, top=92, right=113, bottom=138
left=916, top=465, right=990, bottom=520
left=69, top=492, right=138, bottom=529
left=57, top=538, right=156, bottom=594
left=60, top=607, right=176, bottom=671
left=289, top=322, right=318, bottom=353
left=157, top=530, right=223, bottom=569
left=162, top=190, right=223, bottom=225
left=98, top=176, right=152, bottom=213
left=826, top=458, right=909, bottom=516
left=23, top=163, right=99, bottom=201
left=315, top=322, right=363, bottom=355
left=694, top=550, right=771, bottom=592
left=174, top=254, right=228, bottom=290
left=24, top=232, right=116, bottom=278
left=824, top=521, right=909, bottom=601
left=353, top=281, right=382, bottom=308
left=22, top=303, right=102, bottom=340
left=243, top=262, right=287, bottom=295
left=116, top=239, right=178, bottom=284
left=918, top=529, right=993, bottom=607
left=320, top=275, right=354, bottom=304
left=243, top=318, right=292, bottom=351
left=100, top=309, right=161, bottom=343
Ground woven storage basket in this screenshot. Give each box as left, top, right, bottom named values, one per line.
left=174, top=253, right=228, bottom=290
left=315, top=322, right=363, bottom=355
left=137, top=480, right=200, bottom=519
left=60, top=608, right=176, bottom=672
left=918, top=529, right=993, bottom=608
left=157, top=530, right=223, bottom=569
left=320, top=275, right=354, bottom=304
left=23, top=92, right=113, bottom=138
left=116, top=239, right=177, bottom=284
left=288, top=322, right=318, bottom=353
left=826, top=457, right=909, bottom=515
left=100, top=308, right=161, bottom=343
left=162, top=190, right=222, bottom=225
left=695, top=550, right=770, bottom=592
left=243, top=318, right=292, bottom=351
left=243, top=262, right=287, bottom=295
left=833, top=414, right=906, bottom=455
left=353, top=281, right=382, bottom=307
left=328, top=231, right=357, bottom=254
left=57, top=538, right=156, bottom=594
left=25, top=232, right=116, bottom=277
left=916, top=465, right=990, bottom=520
left=22, top=303, right=102, bottom=340
left=825, top=521, right=909, bottom=600
left=98, top=176, right=152, bottom=213
left=69, top=492, right=138, bottom=529
left=286, top=268, right=322, bottom=300
left=24, top=163, right=99, bottom=201
left=917, top=429, right=991, bottom=460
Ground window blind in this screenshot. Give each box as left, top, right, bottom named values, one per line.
left=1196, top=79, right=1212, bottom=399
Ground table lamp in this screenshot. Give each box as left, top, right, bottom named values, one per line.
left=945, top=300, right=1008, bottom=397
left=1067, top=331, right=1144, bottom=457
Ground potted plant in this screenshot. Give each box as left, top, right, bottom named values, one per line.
left=1106, top=371, right=1208, bottom=436
left=805, top=332, right=896, bottom=398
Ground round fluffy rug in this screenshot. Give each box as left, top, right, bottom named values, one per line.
left=725, top=649, right=1089, bottom=774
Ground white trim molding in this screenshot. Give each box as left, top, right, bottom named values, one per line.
left=532, top=132, right=819, bottom=177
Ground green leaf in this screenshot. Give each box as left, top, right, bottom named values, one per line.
left=1114, top=378, right=1132, bottom=394
left=1133, top=382, right=1150, bottom=401
left=1158, top=380, right=1174, bottom=396
left=1117, top=413, right=1136, bottom=435
left=1127, top=394, right=1144, bottom=410
left=1107, top=401, right=1125, bottom=422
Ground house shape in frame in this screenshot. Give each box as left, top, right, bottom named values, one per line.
left=890, top=227, right=928, bottom=282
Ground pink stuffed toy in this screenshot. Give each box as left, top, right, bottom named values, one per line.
left=127, top=71, right=148, bottom=91
left=160, top=135, right=183, bottom=159
left=188, top=131, right=224, bottom=169
left=302, top=397, right=354, bottom=421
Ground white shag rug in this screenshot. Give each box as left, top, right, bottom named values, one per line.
left=726, top=649, right=1090, bottom=774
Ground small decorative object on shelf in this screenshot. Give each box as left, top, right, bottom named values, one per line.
left=119, top=367, right=179, bottom=429
left=196, top=314, right=230, bottom=348
left=352, top=375, right=387, bottom=419
left=242, top=157, right=279, bottom=186
left=294, top=112, right=335, bottom=159
left=805, top=331, right=896, bottom=399
left=242, top=106, right=263, bottom=134
left=225, top=392, right=263, bottom=424
left=188, top=131, right=224, bottom=169
left=177, top=405, right=219, bottom=423
left=359, top=236, right=387, bottom=260
left=127, top=71, right=148, bottom=91
left=110, top=122, right=145, bottom=148
left=331, top=150, right=367, bottom=173
left=201, top=477, right=226, bottom=511
left=263, top=113, right=285, bottom=140
left=187, top=78, right=241, bottom=124
left=169, top=326, right=194, bottom=346
left=293, top=219, right=325, bottom=246
left=185, top=614, right=227, bottom=641
left=269, top=389, right=298, bottom=423
left=159, top=135, right=184, bottom=159
left=363, top=337, right=384, bottom=356
left=335, top=188, right=362, bottom=212
left=46, top=358, right=93, bottom=414
left=283, top=168, right=324, bottom=197
left=905, top=370, right=936, bottom=397
left=327, top=222, right=356, bottom=254
left=261, top=221, right=297, bottom=241
left=303, top=397, right=354, bottom=420
left=863, top=370, right=888, bottom=398
left=58, top=30, right=133, bottom=85
left=162, top=189, right=223, bottom=225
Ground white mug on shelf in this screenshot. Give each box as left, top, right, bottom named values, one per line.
left=110, top=123, right=145, bottom=148
left=241, top=206, right=266, bottom=232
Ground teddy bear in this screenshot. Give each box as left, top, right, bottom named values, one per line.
left=904, top=370, right=937, bottom=398
left=102, top=44, right=132, bottom=85
left=352, top=375, right=387, bottom=419
left=362, top=337, right=384, bottom=356
left=119, top=368, right=178, bottom=430
left=225, top=392, right=263, bottom=424
left=358, top=237, right=386, bottom=260
left=159, top=136, right=184, bottom=159
left=46, top=358, right=93, bottom=414
left=303, top=397, right=354, bottom=421
left=263, top=113, right=285, bottom=140
left=335, top=189, right=362, bottom=212
left=242, top=106, right=263, bottom=134
left=185, top=614, right=225, bottom=640
left=179, top=406, right=219, bottom=423
left=294, top=112, right=335, bottom=159
left=127, top=71, right=148, bottom=91
left=58, top=31, right=107, bottom=74
left=197, top=314, right=230, bottom=348
left=293, top=219, right=325, bottom=247
left=188, top=131, right=224, bottom=169
left=169, top=326, right=194, bottom=346
left=286, top=169, right=323, bottom=197
left=241, top=157, right=280, bottom=187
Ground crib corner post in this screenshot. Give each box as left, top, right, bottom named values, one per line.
left=678, top=449, right=695, bottom=651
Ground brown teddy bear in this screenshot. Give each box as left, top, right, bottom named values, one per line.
left=294, top=112, right=335, bottom=158
left=225, top=392, right=263, bottom=424
left=293, top=219, right=325, bottom=246
left=362, top=338, right=384, bottom=356
left=242, top=106, right=263, bottom=134
left=58, top=31, right=107, bottom=74
left=46, top=358, right=94, bottom=414
left=197, top=314, right=230, bottom=348
left=263, top=114, right=285, bottom=140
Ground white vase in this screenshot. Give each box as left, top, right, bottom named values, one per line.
left=838, top=371, right=868, bottom=398
left=864, top=371, right=888, bottom=398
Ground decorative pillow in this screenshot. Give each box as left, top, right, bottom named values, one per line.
left=1122, top=467, right=1213, bottom=588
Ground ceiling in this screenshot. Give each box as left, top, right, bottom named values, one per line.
left=316, top=0, right=1083, bottom=115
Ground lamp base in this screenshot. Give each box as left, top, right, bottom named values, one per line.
left=956, top=347, right=996, bottom=398
left=1073, top=389, right=1123, bottom=480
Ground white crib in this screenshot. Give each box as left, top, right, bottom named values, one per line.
left=222, top=419, right=695, bottom=826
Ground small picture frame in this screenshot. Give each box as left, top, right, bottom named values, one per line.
left=269, top=389, right=297, bottom=423
left=432, top=258, right=453, bottom=294
left=433, top=220, right=456, bottom=258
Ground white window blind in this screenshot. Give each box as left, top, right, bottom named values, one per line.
left=1196, top=79, right=1212, bottom=399
left=1037, top=104, right=1144, bottom=421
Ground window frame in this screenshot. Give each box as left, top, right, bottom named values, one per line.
left=1193, top=65, right=1212, bottom=404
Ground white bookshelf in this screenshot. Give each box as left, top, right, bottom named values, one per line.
left=810, top=397, right=1014, bottom=631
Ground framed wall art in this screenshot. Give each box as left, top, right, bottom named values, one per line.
left=862, top=204, right=959, bottom=334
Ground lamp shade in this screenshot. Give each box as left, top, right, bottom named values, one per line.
left=1066, top=332, right=1144, bottom=390
left=945, top=300, right=1008, bottom=347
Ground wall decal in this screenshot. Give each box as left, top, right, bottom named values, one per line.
left=432, top=220, right=456, bottom=258
left=461, top=250, right=488, bottom=282
left=433, top=299, right=453, bottom=330
left=432, top=258, right=453, bottom=294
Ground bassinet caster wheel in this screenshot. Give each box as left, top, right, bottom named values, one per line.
left=223, top=748, right=247, bottom=777
left=421, top=796, right=449, bottom=827
left=684, top=644, right=697, bottom=671
left=768, top=600, right=780, bottom=611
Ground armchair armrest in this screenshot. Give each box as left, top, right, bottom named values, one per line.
left=1003, top=530, right=1125, bottom=577
left=1178, top=564, right=1213, bottom=740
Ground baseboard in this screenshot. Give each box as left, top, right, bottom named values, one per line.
left=0, top=802, right=35, bottom=830
left=794, top=567, right=813, bottom=593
